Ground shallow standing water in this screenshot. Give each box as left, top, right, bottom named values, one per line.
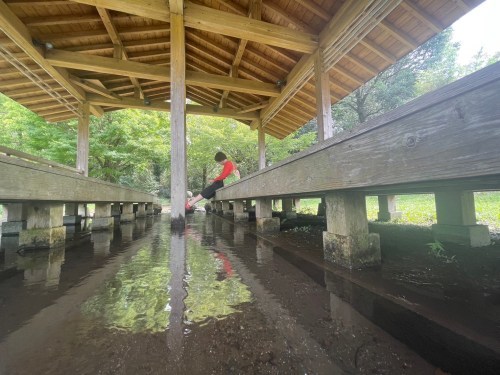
left=0, top=213, right=467, bottom=374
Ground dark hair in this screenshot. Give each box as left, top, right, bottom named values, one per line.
left=214, top=152, right=227, bottom=162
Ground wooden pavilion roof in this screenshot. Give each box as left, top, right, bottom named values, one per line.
left=0, top=0, right=483, bottom=139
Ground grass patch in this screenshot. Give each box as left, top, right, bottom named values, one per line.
left=295, top=192, right=500, bottom=231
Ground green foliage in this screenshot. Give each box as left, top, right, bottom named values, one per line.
left=426, top=241, right=457, bottom=263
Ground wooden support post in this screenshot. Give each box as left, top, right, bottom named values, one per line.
left=323, top=191, right=380, bottom=269
left=314, top=49, right=333, bottom=142
left=258, top=126, right=266, bottom=170
left=170, top=7, right=187, bottom=228
left=281, top=198, right=297, bottom=219
left=233, top=200, right=249, bottom=222
left=1, top=203, right=27, bottom=235
left=432, top=191, right=490, bottom=247
left=64, top=203, right=82, bottom=225
left=136, top=203, right=147, bottom=218
left=76, top=102, right=90, bottom=176
left=256, top=198, right=280, bottom=233
left=19, top=203, right=66, bottom=249
left=120, top=203, right=135, bottom=222
left=93, top=203, right=114, bottom=230
left=377, top=195, right=402, bottom=221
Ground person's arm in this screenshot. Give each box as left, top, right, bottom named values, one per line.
left=213, top=161, right=233, bottom=181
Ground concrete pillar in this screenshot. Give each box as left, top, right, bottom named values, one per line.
left=233, top=200, right=249, bottom=222
left=222, top=201, right=233, bottom=217
left=146, top=203, right=154, bottom=216
left=78, top=203, right=89, bottom=218
left=120, top=203, right=135, bottom=222
left=111, top=202, right=121, bottom=221
left=281, top=198, right=297, bottom=219
left=377, top=195, right=402, bottom=221
left=323, top=191, right=380, bottom=269
left=245, top=199, right=253, bottom=211
left=432, top=191, right=490, bottom=247
left=64, top=203, right=82, bottom=225
left=216, top=201, right=223, bottom=215
left=317, top=197, right=326, bottom=216
left=93, top=203, right=114, bottom=230
left=1, top=203, right=27, bottom=235
left=136, top=203, right=147, bottom=218
left=294, top=198, right=301, bottom=211
left=19, top=203, right=66, bottom=249
left=256, top=198, right=280, bottom=233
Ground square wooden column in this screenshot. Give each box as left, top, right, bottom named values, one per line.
left=314, top=49, right=333, bottom=142
left=170, top=8, right=187, bottom=228
left=77, top=102, right=90, bottom=176
left=258, top=126, right=266, bottom=170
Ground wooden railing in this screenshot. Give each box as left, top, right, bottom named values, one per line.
left=0, top=145, right=84, bottom=175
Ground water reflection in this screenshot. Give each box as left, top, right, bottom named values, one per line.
left=91, top=230, right=113, bottom=256
left=17, top=247, right=65, bottom=290
left=1, top=235, right=19, bottom=270
left=81, top=218, right=252, bottom=334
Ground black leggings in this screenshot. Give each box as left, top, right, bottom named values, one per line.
left=200, top=180, right=224, bottom=199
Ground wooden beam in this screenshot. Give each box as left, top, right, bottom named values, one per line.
left=0, top=0, right=104, bottom=117
left=169, top=7, right=187, bottom=226
left=237, top=101, right=268, bottom=113
left=400, top=1, right=444, bottom=33
left=258, top=126, right=266, bottom=169
left=97, top=7, right=145, bottom=98
left=293, top=0, right=330, bottom=22
left=69, top=0, right=170, bottom=22
left=184, top=2, right=318, bottom=53
left=70, top=75, right=119, bottom=100
left=45, top=49, right=280, bottom=96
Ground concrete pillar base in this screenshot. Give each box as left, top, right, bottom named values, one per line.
left=432, top=224, right=490, bottom=247
left=93, top=217, right=114, bottom=230
left=223, top=210, right=234, bottom=217
left=377, top=211, right=402, bottom=221
left=19, top=227, right=66, bottom=249
left=234, top=212, right=249, bottom=222
left=136, top=212, right=147, bottom=218
left=63, top=215, right=82, bottom=225
left=2, top=221, right=26, bottom=235
left=256, top=217, right=280, bottom=233
left=120, top=213, right=136, bottom=223
left=323, top=231, right=381, bottom=269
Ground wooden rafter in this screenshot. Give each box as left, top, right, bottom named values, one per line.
left=96, top=7, right=145, bottom=99
left=0, top=0, right=103, bottom=117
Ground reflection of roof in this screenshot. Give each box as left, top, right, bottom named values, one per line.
left=0, top=0, right=482, bottom=139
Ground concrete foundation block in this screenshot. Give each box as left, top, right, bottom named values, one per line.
left=92, top=217, right=114, bottom=230
left=234, top=212, right=249, bottom=222
left=323, top=231, right=381, bottom=269
left=283, top=211, right=297, bottom=219
left=19, top=226, right=66, bottom=249
left=2, top=221, right=26, bottom=235
left=120, top=213, right=136, bottom=223
left=256, top=217, right=280, bottom=233
left=63, top=215, right=82, bottom=225
left=432, top=224, right=490, bottom=247
left=136, top=211, right=147, bottom=218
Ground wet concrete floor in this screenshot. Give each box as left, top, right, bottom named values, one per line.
left=0, top=213, right=498, bottom=374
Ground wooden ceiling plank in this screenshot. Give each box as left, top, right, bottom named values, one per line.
left=69, top=0, right=170, bottom=22
left=379, top=20, right=418, bottom=49
left=359, top=39, right=397, bottom=64
left=400, top=1, right=444, bottom=33
left=0, top=0, right=104, bottom=117
left=293, top=0, right=330, bottom=22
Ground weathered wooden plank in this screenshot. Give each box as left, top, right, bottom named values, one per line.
left=0, top=156, right=157, bottom=203
left=216, top=63, right=500, bottom=200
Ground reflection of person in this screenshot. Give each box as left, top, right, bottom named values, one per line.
left=212, top=251, right=233, bottom=280
left=186, top=152, right=239, bottom=209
